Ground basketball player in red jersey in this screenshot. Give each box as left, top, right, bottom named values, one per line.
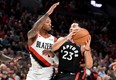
left=43, top=22, right=93, bottom=80
left=26, top=2, right=59, bottom=80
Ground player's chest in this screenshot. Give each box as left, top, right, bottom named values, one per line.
left=59, top=42, right=81, bottom=61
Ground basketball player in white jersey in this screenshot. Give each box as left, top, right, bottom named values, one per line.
left=26, top=2, right=59, bottom=80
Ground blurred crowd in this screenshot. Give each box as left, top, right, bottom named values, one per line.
left=0, top=0, right=116, bottom=80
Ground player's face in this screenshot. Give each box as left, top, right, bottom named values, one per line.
left=43, top=17, right=52, bottom=31
left=69, top=23, right=81, bottom=32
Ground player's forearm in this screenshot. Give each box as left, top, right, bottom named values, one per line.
left=33, top=13, right=49, bottom=30
left=84, top=50, right=93, bottom=69
left=28, top=13, right=49, bottom=39
left=52, top=37, right=68, bottom=52
left=51, top=54, right=59, bottom=65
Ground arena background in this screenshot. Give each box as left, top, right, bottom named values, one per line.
left=0, top=0, right=116, bottom=79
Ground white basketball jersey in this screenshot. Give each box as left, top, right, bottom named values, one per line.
left=28, top=34, right=58, bottom=69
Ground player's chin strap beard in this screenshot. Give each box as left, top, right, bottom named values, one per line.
left=48, top=25, right=53, bottom=34
left=47, top=30, right=52, bottom=34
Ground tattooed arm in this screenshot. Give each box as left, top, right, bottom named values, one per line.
left=27, top=14, right=49, bottom=40
left=27, top=2, right=59, bottom=41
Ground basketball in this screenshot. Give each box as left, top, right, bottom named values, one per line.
left=72, top=28, right=90, bottom=45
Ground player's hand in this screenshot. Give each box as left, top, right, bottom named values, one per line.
left=66, top=29, right=78, bottom=40
left=47, top=2, right=59, bottom=15
left=52, top=63, right=58, bottom=74
left=52, top=63, right=58, bottom=68
left=109, top=62, right=116, bottom=71
left=42, top=50, right=54, bottom=58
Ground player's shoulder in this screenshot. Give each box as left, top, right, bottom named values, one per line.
left=59, top=37, right=64, bottom=39
left=49, top=34, right=58, bottom=42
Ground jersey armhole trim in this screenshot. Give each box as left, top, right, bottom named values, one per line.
left=29, top=34, right=39, bottom=46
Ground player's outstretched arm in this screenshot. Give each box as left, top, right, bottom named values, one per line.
left=52, top=30, right=76, bottom=52
left=28, top=2, right=59, bottom=39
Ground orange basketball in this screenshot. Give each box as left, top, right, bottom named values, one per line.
left=72, top=28, right=90, bottom=45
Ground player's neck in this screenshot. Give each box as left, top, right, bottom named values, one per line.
left=39, top=31, right=50, bottom=38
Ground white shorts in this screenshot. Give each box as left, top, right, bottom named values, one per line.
left=26, top=67, right=54, bottom=80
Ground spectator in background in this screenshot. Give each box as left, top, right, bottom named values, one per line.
left=0, top=50, right=21, bottom=62
left=97, top=66, right=111, bottom=80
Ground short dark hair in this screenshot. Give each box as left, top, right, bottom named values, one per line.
left=73, top=20, right=83, bottom=28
